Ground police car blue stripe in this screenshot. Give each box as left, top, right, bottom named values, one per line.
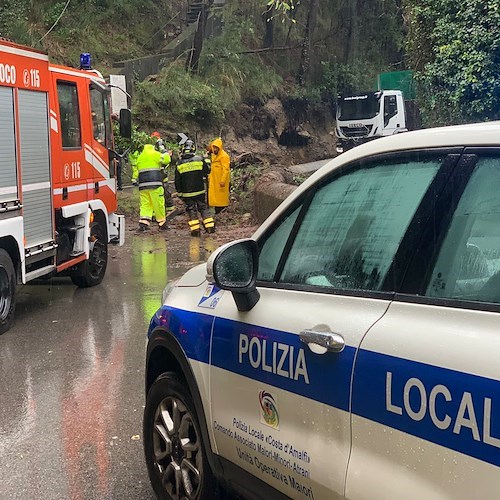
left=150, top=306, right=213, bottom=363
left=150, top=306, right=500, bottom=468
left=352, top=350, right=500, bottom=468
left=150, top=306, right=355, bottom=411
left=211, top=317, right=355, bottom=412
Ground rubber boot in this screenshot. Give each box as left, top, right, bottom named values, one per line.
left=188, top=219, right=201, bottom=237
left=203, top=216, right=215, bottom=234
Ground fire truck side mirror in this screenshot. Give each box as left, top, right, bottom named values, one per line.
left=119, top=108, right=132, bottom=139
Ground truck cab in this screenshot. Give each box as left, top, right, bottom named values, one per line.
left=335, top=90, right=407, bottom=153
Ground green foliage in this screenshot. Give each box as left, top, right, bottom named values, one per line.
left=0, top=0, right=33, bottom=45
left=318, top=60, right=377, bottom=96
left=133, top=62, right=224, bottom=129
left=405, top=0, right=500, bottom=125
left=113, top=123, right=156, bottom=153
left=286, top=85, right=322, bottom=103
left=200, top=18, right=282, bottom=107
left=265, top=0, right=298, bottom=23
left=230, top=164, right=266, bottom=215
left=267, top=0, right=296, bottom=12
left=0, top=0, right=177, bottom=70
left=132, top=14, right=283, bottom=130
left=292, top=173, right=308, bottom=185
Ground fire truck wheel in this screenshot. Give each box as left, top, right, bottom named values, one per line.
left=70, top=220, right=108, bottom=288
left=0, top=249, right=16, bottom=335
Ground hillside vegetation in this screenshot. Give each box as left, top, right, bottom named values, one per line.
left=2, top=0, right=500, bottom=134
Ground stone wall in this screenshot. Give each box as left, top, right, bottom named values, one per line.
left=253, top=169, right=297, bottom=223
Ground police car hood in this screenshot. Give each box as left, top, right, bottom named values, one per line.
left=177, top=263, right=207, bottom=287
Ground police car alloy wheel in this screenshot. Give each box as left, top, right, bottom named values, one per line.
left=144, top=373, right=215, bottom=500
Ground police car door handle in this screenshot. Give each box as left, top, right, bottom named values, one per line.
left=299, top=329, right=345, bottom=354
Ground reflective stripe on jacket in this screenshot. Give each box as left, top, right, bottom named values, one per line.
left=175, top=155, right=209, bottom=198
left=138, top=168, right=163, bottom=190
left=135, top=144, right=170, bottom=189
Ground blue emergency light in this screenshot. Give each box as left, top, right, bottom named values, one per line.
left=80, top=53, right=92, bottom=70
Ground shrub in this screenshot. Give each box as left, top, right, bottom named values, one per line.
left=133, top=63, right=224, bottom=128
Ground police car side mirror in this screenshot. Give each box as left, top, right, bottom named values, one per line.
left=206, top=239, right=260, bottom=312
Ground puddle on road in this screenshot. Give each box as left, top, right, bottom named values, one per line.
left=0, top=229, right=222, bottom=499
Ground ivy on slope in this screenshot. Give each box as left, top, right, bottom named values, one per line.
left=0, top=0, right=177, bottom=70
left=407, top=0, right=500, bottom=124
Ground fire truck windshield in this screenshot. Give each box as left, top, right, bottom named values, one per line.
left=338, top=92, right=381, bottom=121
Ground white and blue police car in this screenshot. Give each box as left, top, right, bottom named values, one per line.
left=144, top=122, right=500, bottom=500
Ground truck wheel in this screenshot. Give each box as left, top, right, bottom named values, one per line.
left=0, top=249, right=16, bottom=335
left=70, top=221, right=108, bottom=288
left=144, top=373, right=215, bottom=500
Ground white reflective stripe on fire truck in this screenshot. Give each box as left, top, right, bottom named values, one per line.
left=53, top=183, right=88, bottom=195
left=22, top=181, right=51, bottom=193
left=48, top=66, right=105, bottom=82
left=49, top=109, right=58, bottom=133
left=0, top=186, right=18, bottom=196
left=50, top=117, right=58, bottom=132
left=84, top=144, right=109, bottom=179
left=52, top=179, right=116, bottom=196
left=0, top=44, right=49, bottom=61
left=88, top=179, right=116, bottom=194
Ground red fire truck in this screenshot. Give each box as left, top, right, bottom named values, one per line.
left=0, top=40, right=131, bottom=334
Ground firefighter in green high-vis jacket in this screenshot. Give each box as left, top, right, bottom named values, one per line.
left=131, top=143, right=171, bottom=231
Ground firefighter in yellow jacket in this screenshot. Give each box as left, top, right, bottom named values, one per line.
left=207, top=137, right=231, bottom=214
left=131, top=144, right=171, bottom=231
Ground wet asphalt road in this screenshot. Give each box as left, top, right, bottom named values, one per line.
left=0, top=230, right=217, bottom=500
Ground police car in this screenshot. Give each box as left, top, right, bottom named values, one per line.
left=144, top=122, right=500, bottom=500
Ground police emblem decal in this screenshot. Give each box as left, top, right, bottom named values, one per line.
left=259, top=390, right=280, bottom=430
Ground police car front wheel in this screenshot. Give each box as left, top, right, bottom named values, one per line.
left=144, top=372, right=215, bottom=500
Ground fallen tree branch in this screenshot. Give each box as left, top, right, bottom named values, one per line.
left=236, top=45, right=299, bottom=55
left=233, top=152, right=266, bottom=168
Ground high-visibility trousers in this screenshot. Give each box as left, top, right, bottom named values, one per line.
left=139, top=186, right=166, bottom=225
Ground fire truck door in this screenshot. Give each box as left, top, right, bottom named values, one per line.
left=89, top=85, right=114, bottom=200
left=18, top=90, right=54, bottom=247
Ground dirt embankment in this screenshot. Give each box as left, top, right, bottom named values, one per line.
left=197, top=97, right=338, bottom=168
left=122, top=96, right=337, bottom=236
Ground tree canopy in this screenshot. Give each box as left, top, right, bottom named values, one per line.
left=405, top=0, right=500, bottom=124
left=1, top=0, right=500, bottom=126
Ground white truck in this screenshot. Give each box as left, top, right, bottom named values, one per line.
left=335, top=89, right=418, bottom=153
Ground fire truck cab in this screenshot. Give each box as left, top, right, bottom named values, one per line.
left=0, top=40, right=131, bottom=334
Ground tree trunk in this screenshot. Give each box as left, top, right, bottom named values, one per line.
left=345, top=0, right=358, bottom=62
left=298, top=0, right=319, bottom=86
left=262, top=6, right=274, bottom=48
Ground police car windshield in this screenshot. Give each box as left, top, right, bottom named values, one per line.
left=338, top=93, right=381, bottom=120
